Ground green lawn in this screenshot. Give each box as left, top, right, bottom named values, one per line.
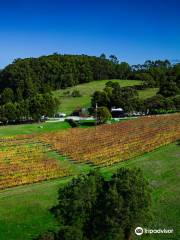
left=54, top=79, right=142, bottom=114
left=0, top=121, right=70, bottom=137
left=0, top=178, right=69, bottom=240
left=101, top=143, right=180, bottom=240
left=0, top=119, right=132, bottom=137
left=0, top=142, right=179, bottom=240
left=138, top=88, right=159, bottom=99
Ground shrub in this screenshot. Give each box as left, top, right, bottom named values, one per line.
left=66, top=119, right=79, bottom=128
left=71, top=90, right=81, bottom=97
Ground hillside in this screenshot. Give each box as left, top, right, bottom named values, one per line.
left=0, top=54, right=132, bottom=98
left=37, top=114, right=180, bottom=167
left=0, top=114, right=179, bottom=189
left=0, top=56, right=178, bottom=122
left=54, top=79, right=158, bottom=114
left=1, top=1, right=180, bottom=239
left=0, top=121, right=70, bottom=137
left=0, top=142, right=179, bottom=240
left=0, top=114, right=179, bottom=239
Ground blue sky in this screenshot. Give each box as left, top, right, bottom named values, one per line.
left=0, top=0, right=180, bottom=68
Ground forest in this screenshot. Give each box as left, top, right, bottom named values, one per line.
left=0, top=54, right=179, bottom=122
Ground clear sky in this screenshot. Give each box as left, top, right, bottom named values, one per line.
left=0, top=0, right=180, bottom=68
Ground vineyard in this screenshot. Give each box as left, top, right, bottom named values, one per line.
left=37, top=114, right=180, bottom=166
left=0, top=113, right=180, bottom=190
left=0, top=137, right=71, bottom=190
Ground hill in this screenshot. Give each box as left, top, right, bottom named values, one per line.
left=0, top=56, right=179, bottom=121
left=0, top=142, right=179, bottom=240
left=0, top=121, right=70, bottom=137
left=0, top=114, right=179, bottom=190
left=0, top=54, right=132, bottom=100
left=54, top=79, right=158, bottom=114
left=0, top=114, right=179, bottom=239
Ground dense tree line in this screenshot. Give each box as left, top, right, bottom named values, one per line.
left=131, top=62, right=180, bottom=112
left=0, top=93, right=59, bottom=123
left=91, top=81, right=180, bottom=114
left=133, top=60, right=180, bottom=88
left=36, top=168, right=151, bottom=240
left=92, top=81, right=142, bottom=113
left=0, top=54, right=180, bottom=121
left=0, top=54, right=131, bottom=103
left=0, top=56, right=179, bottom=101
left=0, top=54, right=132, bottom=122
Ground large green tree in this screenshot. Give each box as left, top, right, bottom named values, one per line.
left=1, top=88, right=14, bottom=104
left=28, top=93, right=59, bottom=121
left=158, top=80, right=179, bottom=97
left=91, top=82, right=138, bottom=113
left=96, top=106, right=111, bottom=124
left=0, top=54, right=126, bottom=99
left=37, top=168, right=152, bottom=240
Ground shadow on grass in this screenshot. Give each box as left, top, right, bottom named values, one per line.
left=79, top=121, right=95, bottom=127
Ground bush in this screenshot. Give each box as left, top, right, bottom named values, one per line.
left=71, top=90, right=81, bottom=97
left=63, top=90, right=70, bottom=96
left=158, top=80, right=179, bottom=97
left=65, top=119, right=79, bottom=128
left=35, top=232, right=55, bottom=240
left=173, top=95, right=180, bottom=110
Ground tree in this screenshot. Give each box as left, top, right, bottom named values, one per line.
left=88, top=168, right=152, bottom=240
left=109, top=55, right=119, bottom=64
left=91, top=91, right=110, bottom=108
left=3, top=102, right=17, bottom=120
left=0, top=54, right=119, bottom=99
left=15, top=87, right=23, bottom=102
left=1, top=54, right=180, bottom=122
left=158, top=80, right=179, bottom=97
left=91, top=83, right=140, bottom=114
left=37, top=168, right=151, bottom=240
left=100, top=53, right=106, bottom=59
left=96, top=106, right=111, bottom=124
left=28, top=93, right=59, bottom=121
left=41, top=93, right=60, bottom=117
left=135, top=73, right=156, bottom=87
left=1, top=88, right=14, bottom=104
left=35, top=232, right=55, bottom=240
left=149, top=67, right=167, bottom=86
left=144, top=95, right=165, bottom=114
left=173, top=95, right=180, bottom=110
left=116, top=62, right=131, bottom=79
left=174, top=64, right=180, bottom=88
left=110, top=84, right=138, bottom=112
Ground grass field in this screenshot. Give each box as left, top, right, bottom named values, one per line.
left=138, top=87, right=159, bottom=99
left=0, top=121, right=70, bottom=137
left=101, top=143, right=180, bottom=240
left=0, top=142, right=179, bottom=240
left=53, top=79, right=158, bottom=114
left=53, top=79, right=150, bottom=114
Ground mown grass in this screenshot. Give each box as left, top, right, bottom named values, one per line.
left=101, top=143, right=180, bottom=240
left=0, top=121, right=70, bottom=137
left=0, top=178, right=69, bottom=240
left=0, top=142, right=179, bottom=240
left=138, top=88, right=159, bottom=99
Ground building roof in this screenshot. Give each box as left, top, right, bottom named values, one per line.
left=111, top=108, right=123, bottom=111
